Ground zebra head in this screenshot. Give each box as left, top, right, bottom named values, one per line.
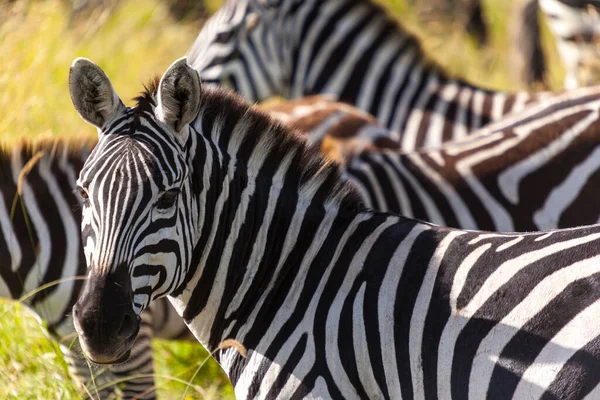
left=188, top=0, right=290, bottom=101
left=70, top=58, right=201, bottom=364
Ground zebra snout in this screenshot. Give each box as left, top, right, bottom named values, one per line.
left=72, top=300, right=141, bottom=364
left=72, top=268, right=140, bottom=364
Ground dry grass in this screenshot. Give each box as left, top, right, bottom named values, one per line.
left=0, top=0, right=200, bottom=142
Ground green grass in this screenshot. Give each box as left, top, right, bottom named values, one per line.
left=0, top=0, right=567, bottom=398
left=0, top=301, right=80, bottom=399
left=0, top=299, right=235, bottom=399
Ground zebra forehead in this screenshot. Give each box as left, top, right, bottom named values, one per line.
left=81, top=139, right=164, bottom=182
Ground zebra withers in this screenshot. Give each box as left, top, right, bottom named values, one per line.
left=263, top=95, right=399, bottom=162
left=188, top=0, right=545, bottom=151
left=70, top=58, right=600, bottom=399
left=0, top=139, right=193, bottom=399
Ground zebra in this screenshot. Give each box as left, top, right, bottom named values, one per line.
left=519, top=0, right=600, bottom=89
left=69, top=57, right=600, bottom=399
left=0, top=139, right=193, bottom=399
left=339, top=85, right=600, bottom=231
left=263, top=89, right=600, bottom=233
left=187, top=0, right=547, bottom=151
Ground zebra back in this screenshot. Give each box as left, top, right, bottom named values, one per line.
left=189, top=0, right=545, bottom=150
left=255, top=89, right=600, bottom=232
left=262, top=95, right=400, bottom=162
left=344, top=84, right=600, bottom=231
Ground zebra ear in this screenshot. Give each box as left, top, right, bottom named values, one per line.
left=69, top=58, right=125, bottom=131
left=156, top=57, right=202, bottom=135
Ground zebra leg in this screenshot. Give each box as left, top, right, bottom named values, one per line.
left=465, top=0, right=488, bottom=47
left=105, top=308, right=156, bottom=400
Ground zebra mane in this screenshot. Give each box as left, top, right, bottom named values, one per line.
left=0, top=137, right=95, bottom=168
left=0, top=137, right=95, bottom=193
left=363, top=0, right=436, bottom=67
left=357, top=0, right=472, bottom=80
left=133, top=76, right=160, bottom=112
left=136, top=81, right=365, bottom=212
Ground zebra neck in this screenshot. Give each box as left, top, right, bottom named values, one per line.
left=174, top=208, right=441, bottom=390
left=170, top=89, right=365, bottom=351
left=287, top=0, right=435, bottom=99
left=175, top=202, right=399, bottom=351
left=285, top=0, right=536, bottom=149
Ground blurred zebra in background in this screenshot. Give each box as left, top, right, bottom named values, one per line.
left=263, top=95, right=401, bottom=162
left=264, top=86, right=600, bottom=232
left=0, top=139, right=192, bottom=399
left=188, top=0, right=547, bottom=151
left=518, top=0, right=600, bottom=89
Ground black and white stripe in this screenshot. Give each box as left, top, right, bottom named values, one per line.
left=262, top=89, right=600, bottom=232
left=71, top=58, right=600, bottom=400
left=0, top=139, right=192, bottom=399
left=340, top=85, right=600, bottom=231
left=188, top=0, right=545, bottom=151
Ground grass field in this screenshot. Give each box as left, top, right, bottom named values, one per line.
left=0, top=0, right=566, bottom=398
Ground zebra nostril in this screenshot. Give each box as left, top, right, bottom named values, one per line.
left=117, top=312, right=138, bottom=340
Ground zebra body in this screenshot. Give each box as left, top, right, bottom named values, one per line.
left=0, top=139, right=192, bottom=399
left=70, top=58, right=600, bottom=400
left=188, top=0, right=545, bottom=151
left=343, top=85, right=600, bottom=231
left=263, top=89, right=600, bottom=232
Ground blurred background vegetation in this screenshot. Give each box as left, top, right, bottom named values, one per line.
left=0, top=0, right=565, bottom=398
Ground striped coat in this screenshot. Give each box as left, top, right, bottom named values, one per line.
left=188, top=0, right=547, bottom=150
left=69, top=57, right=600, bottom=400
left=265, top=87, right=600, bottom=232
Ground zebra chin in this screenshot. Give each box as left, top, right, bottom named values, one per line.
left=78, top=341, right=135, bottom=366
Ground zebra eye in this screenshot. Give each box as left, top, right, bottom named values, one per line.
left=156, top=189, right=179, bottom=210
left=77, top=188, right=89, bottom=200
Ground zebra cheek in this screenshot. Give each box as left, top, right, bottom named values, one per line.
left=151, top=207, right=177, bottom=223
left=83, top=236, right=95, bottom=266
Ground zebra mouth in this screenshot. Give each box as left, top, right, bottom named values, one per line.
left=85, top=323, right=139, bottom=365
left=89, top=348, right=132, bottom=365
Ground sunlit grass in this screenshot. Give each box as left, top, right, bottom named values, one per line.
left=0, top=301, right=80, bottom=399
left=376, top=0, right=565, bottom=91
left=0, top=0, right=200, bottom=142
left=0, top=299, right=234, bottom=399
left=0, top=0, right=568, bottom=398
